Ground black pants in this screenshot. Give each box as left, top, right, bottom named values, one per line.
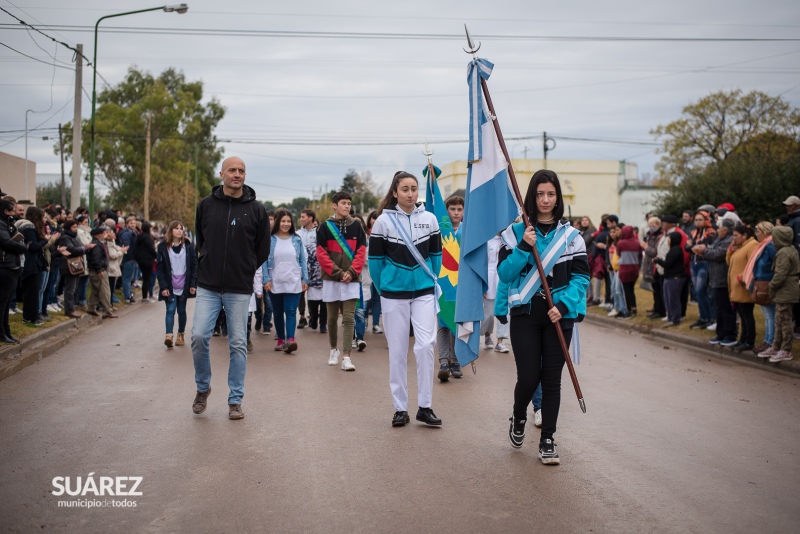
left=680, top=272, right=689, bottom=317
left=622, top=281, right=637, bottom=312
left=0, top=268, right=20, bottom=337
left=308, top=299, right=327, bottom=330
left=62, top=273, right=79, bottom=314
left=735, top=302, right=756, bottom=346
left=138, top=262, right=153, bottom=300
left=298, top=290, right=306, bottom=316
left=652, top=272, right=665, bottom=315
left=714, top=287, right=737, bottom=341
left=509, top=298, right=571, bottom=441
left=20, top=274, right=40, bottom=322
left=603, top=272, right=611, bottom=303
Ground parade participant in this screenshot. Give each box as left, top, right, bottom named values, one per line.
left=296, top=209, right=317, bottom=329
left=437, top=195, right=464, bottom=381
left=726, top=224, right=759, bottom=351
left=365, top=210, right=383, bottom=333
left=0, top=198, right=27, bottom=342
left=369, top=171, right=443, bottom=427
left=353, top=215, right=370, bottom=352
left=85, top=226, right=118, bottom=319
left=263, top=208, right=308, bottom=354
left=761, top=226, right=800, bottom=362
left=190, top=157, right=270, bottom=420
left=498, top=169, right=589, bottom=465
left=316, top=191, right=367, bottom=371
left=156, top=221, right=197, bottom=349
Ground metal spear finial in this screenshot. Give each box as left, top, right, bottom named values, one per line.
left=463, top=24, right=481, bottom=55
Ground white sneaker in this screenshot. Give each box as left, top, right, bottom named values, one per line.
left=484, top=336, right=494, bottom=349
left=372, top=325, right=383, bottom=334
left=769, top=350, right=793, bottom=363
left=661, top=316, right=670, bottom=322
left=46, top=303, right=58, bottom=313
left=8, top=308, right=15, bottom=315
left=706, top=322, right=717, bottom=330
left=494, top=342, right=510, bottom=353
left=341, top=356, right=355, bottom=371
left=328, top=349, right=340, bottom=366
left=533, top=409, right=542, bottom=428
left=607, top=309, right=619, bottom=317
left=351, top=339, right=357, bottom=349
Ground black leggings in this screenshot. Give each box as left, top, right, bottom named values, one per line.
left=622, top=281, right=637, bottom=312
left=509, top=298, right=571, bottom=441
left=735, top=302, right=756, bottom=345
left=0, top=268, right=20, bottom=337
left=21, top=274, right=40, bottom=322
left=138, top=262, right=153, bottom=299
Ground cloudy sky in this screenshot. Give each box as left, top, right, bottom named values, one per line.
left=2, top=0, right=798, bottom=204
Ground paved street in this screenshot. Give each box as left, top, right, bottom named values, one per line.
left=1, top=301, right=800, bottom=533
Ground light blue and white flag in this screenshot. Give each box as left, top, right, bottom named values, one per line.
left=454, top=57, right=521, bottom=367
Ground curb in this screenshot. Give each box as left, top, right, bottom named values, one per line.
left=0, top=303, right=139, bottom=382
left=583, top=313, right=800, bottom=379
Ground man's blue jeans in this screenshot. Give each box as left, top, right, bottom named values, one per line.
left=191, top=288, right=251, bottom=405
left=354, top=306, right=366, bottom=339
left=690, top=262, right=712, bottom=323
left=37, top=270, right=48, bottom=315
left=269, top=291, right=301, bottom=341
left=165, top=294, right=188, bottom=334
left=761, top=304, right=776, bottom=345
left=366, top=284, right=381, bottom=327
left=611, top=272, right=627, bottom=314
left=46, top=266, right=60, bottom=306
left=76, top=275, right=89, bottom=306
left=121, top=260, right=136, bottom=300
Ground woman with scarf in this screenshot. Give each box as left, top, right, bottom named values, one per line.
left=726, top=224, right=759, bottom=352
left=685, top=210, right=717, bottom=329
left=743, top=221, right=776, bottom=354
left=498, top=170, right=590, bottom=465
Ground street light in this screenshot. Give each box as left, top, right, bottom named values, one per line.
left=88, top=4, right=189, bottom=217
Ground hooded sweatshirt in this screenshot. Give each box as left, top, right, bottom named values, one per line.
left=769, top=226, right=800, bottom=304
left=195, top=184, right=270, bottom=295
left=616, top=225, right=642, bottom=283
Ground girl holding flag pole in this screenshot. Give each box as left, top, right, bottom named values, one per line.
left=369, top=171, right=443, bottom=428
left=498, top=170, right=590, bottom=465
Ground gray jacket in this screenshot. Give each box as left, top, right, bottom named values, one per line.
left=701, top=233, right=733, bottom=289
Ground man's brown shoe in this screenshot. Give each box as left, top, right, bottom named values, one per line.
left=175, top=332, right=185, bottom=346
left=102, top=312, right=118, bottom=319
left=164, top=334, right=174, bottom=348
left=229, top=404, right=244, bottom=420
left=192, top=388, right=211, bottom=414
left=66, top=312, right=82, bottom=319
left=86, top=309, right=99, bottom=317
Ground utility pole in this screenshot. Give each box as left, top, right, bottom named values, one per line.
left=70, top=44, right=83, bottom=211
left=522, top=145, right=529, bottom=160
left=58, top=123, right=66, bottom=206
left=543, top=131, right=556, bottom=169
left=144, top=114, right=151, bottom=221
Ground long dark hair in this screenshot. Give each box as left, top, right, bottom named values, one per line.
left=377, top=171, right=417, bottom=214
left=271, top=208, right=295, bottom=235
left=523, top=169, right=565, bottom=224
left=25, top=205, right=46, bottom=238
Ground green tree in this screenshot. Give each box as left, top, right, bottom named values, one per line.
left=59, top=67, right=225, bottom=227
left=654, top=133, right=800, bottom=224
left=651, top=89, right=800, bottom=183
left=35, top=181, right=99, bottom=211
left=278, top=197, right=312, bottom=216
left=340, top=169, right=379, bottom=214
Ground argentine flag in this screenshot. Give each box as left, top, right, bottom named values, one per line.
left=454, top=58, right=521, bottom=367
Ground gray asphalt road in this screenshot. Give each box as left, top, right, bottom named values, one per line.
left=1, top=301, right=799, bottom=533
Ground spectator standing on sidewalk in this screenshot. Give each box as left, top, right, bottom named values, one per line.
left=616, top=225, right=642, bottom=317
left=744, top=222, right=776, bottom=354
left=726, top=224, right=759, bottom=352
left=156, top=221, right=197, bottom=349
left=698, top=218, right=737, bottom=346
left=16, top=207, right=49, bottom=326
left=654, top=232, right=685, bottom=326
left=136, top=222, right=158, bottom=303
left=119, top=216, right=138, bottom=304
left=190, top=157, right=270, bottom=421
left=57, top=219, right=90, bottom=319
left=686, top=210, right=716, bottom=329
left=641, top=216, right=662, bottom=305
left=85, top=227, right=118, bottom=319
left=263, top=208, right=308, bottom=355
left=761, top=226, right=800, bottom=362
left=74, top=215, right=92, bottom=310
left=0, top=198, right=27, bottom=343
left=105, top=225, right=124, bottom=304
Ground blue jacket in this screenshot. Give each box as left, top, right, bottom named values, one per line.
left=497, top=220, right=590, bottom=323
left=261, top=233, right=309, bottom=286
left=753, top=241, right=776, bottom=282
left=368, top=204, right=442, bottom=299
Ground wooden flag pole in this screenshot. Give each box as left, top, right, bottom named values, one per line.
left=464, top=26, right=586, bottom=413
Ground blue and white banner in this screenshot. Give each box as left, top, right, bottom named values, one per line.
left=454, top=57, right=521, bottom=367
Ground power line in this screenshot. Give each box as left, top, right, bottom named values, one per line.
left=0, top=6, right=91, bottom=65
left=2, top=24, right=799, bottom=42
left=0, top=41, right=72, bottom=70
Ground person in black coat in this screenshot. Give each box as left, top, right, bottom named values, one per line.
left=17, top=206, right=49, bottom=325
left=156, top=220, right=198, bottom=347
left=57, top=219, right=91, bottom=318
left=135, top=221, right=158, bottom=302
left=654, top=232, right=686, bottom=326
left=0, top=198, right=28, bottom=343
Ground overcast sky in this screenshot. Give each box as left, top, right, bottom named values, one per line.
left=2, top=0, right=799, bottom=204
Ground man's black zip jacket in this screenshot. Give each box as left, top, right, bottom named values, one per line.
left=195, top=184, right=270, bottom=295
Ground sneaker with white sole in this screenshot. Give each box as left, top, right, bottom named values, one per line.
left=484, top=336, right=494, bottom=349
left=328, top=349, right=340, bottom=366
left=46, top=303, right=59, bottom=313
left=758, top=346, right=777, bottom=358
left=607, top=309, right=619, bottom=317
left=372, top=325, right=383, bottom=334
left=539, top=438, right=560, bottom=465
left=352, top=339, right=357, bottom=349
left=533, top=409, right=542, bottom=428
left=769, top=350, right=793, bottom=363
left=341, top=356, right=356, bottom=371
left=508, top=415, right=526, bottom=448
left=357, top=339, right=366, bottom=352
left=705, top=322, right=717, bottom=330
left=661, top=316, right=670, bottom=322
left=494, top=341, right=510, bottom=353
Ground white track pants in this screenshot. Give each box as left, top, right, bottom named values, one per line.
left=381, top=294, right=436, bottom=412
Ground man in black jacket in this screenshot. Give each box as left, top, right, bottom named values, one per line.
left=85, top=227, right=117, bottom=319
left=191, top=156, right=270, bottom=420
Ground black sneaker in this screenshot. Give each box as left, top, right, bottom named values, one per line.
left=392, top=411, right=410, bottom=427
left=508, top=415, right=526, bottom=448
left=539, top=438, right=560, bottom=465
left=450, top=362, right=463, bottom=379
left=415, top=407, right=442, bottom=426
left=708, top=337, right=722, bottom=345
left=734, top=343, right=753, bottom=352
left=437, top=363, right=450, bottom=382
left=690, top=320, right=708, bottom=329
left=192, top=388, right=211, bottom=414
left=298, top=317, right=308, bottom=329
left=719, top=338, right=738, bottom=347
